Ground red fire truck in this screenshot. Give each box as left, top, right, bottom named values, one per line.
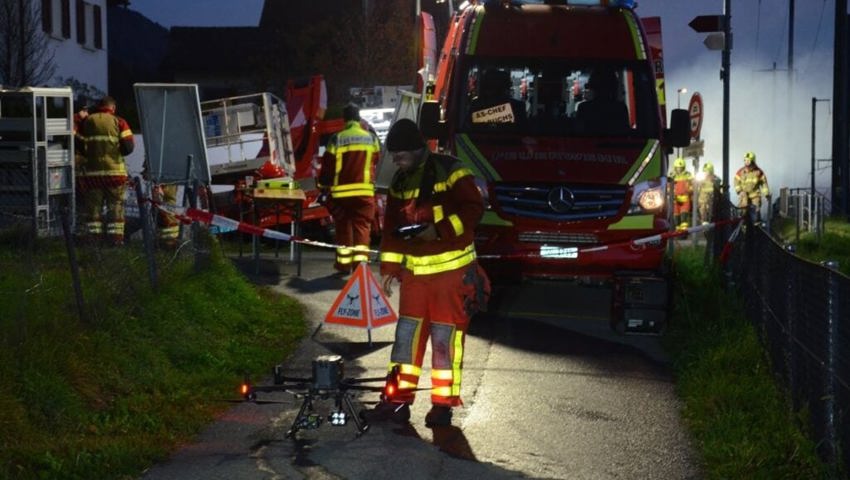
left=417, top=0, right=690, bottom=333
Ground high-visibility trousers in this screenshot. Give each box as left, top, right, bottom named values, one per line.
left=673, top=195, right=691, bottom=216
left=156, top=184, right=180, bottom=247
left=698, top=196, right=714, bottom=224
left=78, top=176, right=127, bottom=245
left=388, top=262, right=487, bottom=407
left=329, top=195, right=375, bottom=272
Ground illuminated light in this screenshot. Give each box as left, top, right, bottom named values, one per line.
left=638, top=188, right=664, bottom=211
left=695, top=171, right=707, bottom=182
left=385, top=384, right=396, bottom=397
left=240, top=384, right=249, bottom=396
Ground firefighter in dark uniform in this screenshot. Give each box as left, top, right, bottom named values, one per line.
left=364, top=119, right=490, bottom=427
left=318, top=103, right=380, bottom=273
left=78, top=96, right=134, bottom=246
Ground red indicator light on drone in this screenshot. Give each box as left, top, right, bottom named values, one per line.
left=383, top=365, right=400, bottom=401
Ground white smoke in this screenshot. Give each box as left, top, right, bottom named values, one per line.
left=639, top=0, right=838, bottom=203
left=666, top=47, right=834, bottom=201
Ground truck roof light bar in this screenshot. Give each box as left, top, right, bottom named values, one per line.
left=481, top=0, right=636, bottom=7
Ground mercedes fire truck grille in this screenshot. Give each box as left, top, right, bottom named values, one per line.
left=517, top=232, right=599, bottom=244
left=494, top=183, right=627, bottom=221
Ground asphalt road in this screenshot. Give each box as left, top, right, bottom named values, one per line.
left=140, top=247, right=700, bottom=480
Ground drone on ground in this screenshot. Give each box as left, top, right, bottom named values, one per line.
left=239, top=354, right=400, bottom=438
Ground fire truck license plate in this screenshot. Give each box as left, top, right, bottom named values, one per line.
left=540, top=245, right=578, bottom=259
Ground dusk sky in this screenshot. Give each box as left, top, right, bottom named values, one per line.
left=128, top=0, right=843, bottom=192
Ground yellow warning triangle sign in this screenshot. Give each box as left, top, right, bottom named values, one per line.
left=324, top=263, right=397, bottom=329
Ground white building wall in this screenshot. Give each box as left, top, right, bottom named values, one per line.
left=38, top=0, right=108, bottom=95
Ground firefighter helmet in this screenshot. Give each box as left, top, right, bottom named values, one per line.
left=673, top=157, right=686, bottom=169
left=703, top=162, right=714, bottom=173
left=744, top=151, right=756, bottom=165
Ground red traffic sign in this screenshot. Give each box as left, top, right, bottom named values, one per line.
left=689, top=15, right=726, bottom=33
left=688, top=92, right=703, bottom=141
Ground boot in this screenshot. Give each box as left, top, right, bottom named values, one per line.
left=360, top=401, right=410, bottom=424
left=424, top=405, right=452, bottom=427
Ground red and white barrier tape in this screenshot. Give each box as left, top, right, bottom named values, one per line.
left=154, top=201, right=378, bottom=253
left=152, top=198, right=743, bottom=261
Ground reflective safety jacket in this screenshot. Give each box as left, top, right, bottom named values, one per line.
left=671, top=170, right=693, bottom=204
left=318, top=120, right=380, bottom=198
left=380, top=152, right=484, bottom=277
left=698, top=174, right=720, bottom=205
left=79, top=107, right=134, bottom=181
left=734, top=165, right=769, bottom=199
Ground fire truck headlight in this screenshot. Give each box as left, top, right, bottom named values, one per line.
left=632, top=180, right=665, bottom=213
left=638, top=188, right=664, bottom=211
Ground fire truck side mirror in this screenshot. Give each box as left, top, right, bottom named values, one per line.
left=666, top=108, right=690, bottom=148
left=419, top=101, right=446, bottom=141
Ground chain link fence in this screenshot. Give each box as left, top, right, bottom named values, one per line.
left=725, top=214, right=849, bottom=476
left=0, top=175, right=212, bottom=334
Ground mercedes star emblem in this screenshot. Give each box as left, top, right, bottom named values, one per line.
left=547, top=187, right=575, bottom=213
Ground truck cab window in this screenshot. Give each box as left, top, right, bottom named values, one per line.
left=459, top=61, right=657, bottom=139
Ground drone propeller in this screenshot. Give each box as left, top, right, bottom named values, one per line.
left=217, top=398, right=290, bottom=405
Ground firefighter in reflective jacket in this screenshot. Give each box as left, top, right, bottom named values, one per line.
left=669, top=157, right=693, bottom=230
left=318, top=104, right=380, bottom=273
left=697, top=162, right=720, bottom=225
left=365, top=119, right=490, bottom=428
left=78, top=96, right=134, bottom=246
left=734, top=151, right=770, bottom=221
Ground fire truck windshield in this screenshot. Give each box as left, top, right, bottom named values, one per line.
left=459, top=61, right=659, bottom=138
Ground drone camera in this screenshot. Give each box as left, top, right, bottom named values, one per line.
left=312, top=355, right=344, bottom=390
left=329, top=411, right=348, bottom=426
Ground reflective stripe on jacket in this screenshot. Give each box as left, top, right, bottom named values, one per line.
left=380, top=152, right=484, bottom=277
left=80, top=109, right=134, bottom=177
left=318, top=121, right=380, bottom=198
left=734, top=166, right=769, bottom=197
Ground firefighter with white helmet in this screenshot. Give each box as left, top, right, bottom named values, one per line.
left=734, top=151, right=770, bottom=221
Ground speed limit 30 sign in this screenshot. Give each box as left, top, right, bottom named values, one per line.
left=688, top=92, right=703, bottom=141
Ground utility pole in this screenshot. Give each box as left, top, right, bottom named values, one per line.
left=813, top=98, right=830, bottom=199
left=721, top=0, right=731, bottom=202
left=832, top=0, right=848, bottom=217
left=788, top=0, right=795, bottom=86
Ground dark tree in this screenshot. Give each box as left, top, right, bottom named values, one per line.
left=0, top=0, right=56, bottom=87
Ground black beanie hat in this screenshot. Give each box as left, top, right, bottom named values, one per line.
left=385, top=119, right=425, bottom=152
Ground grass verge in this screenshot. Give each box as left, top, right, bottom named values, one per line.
left=0, top=238, right=306, bottom=480
left=773, top=216, right=850, bottom=276
left=665, top=246, right=828, bottom=480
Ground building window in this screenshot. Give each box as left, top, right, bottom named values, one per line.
left=42, top=0, right=71, bottom=39
left=41, top=0, right=52, bottom=33
left=74, top=1, right=103, bottom=50
left=76, top=0, right=85, bottom=44
left=61, top=0, right=70, bottom=38
left=93, top=5, right=102, bottom=49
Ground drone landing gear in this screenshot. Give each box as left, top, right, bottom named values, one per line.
left=285, top=390, right=370, bottom=438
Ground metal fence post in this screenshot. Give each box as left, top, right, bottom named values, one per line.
left=134, top=177, right=158, bottom=290
left=60, top=206, right=86, bottom=323
left=821, top=259, right=840, bottom=470
left=784, top=244, right=798, bottom=409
